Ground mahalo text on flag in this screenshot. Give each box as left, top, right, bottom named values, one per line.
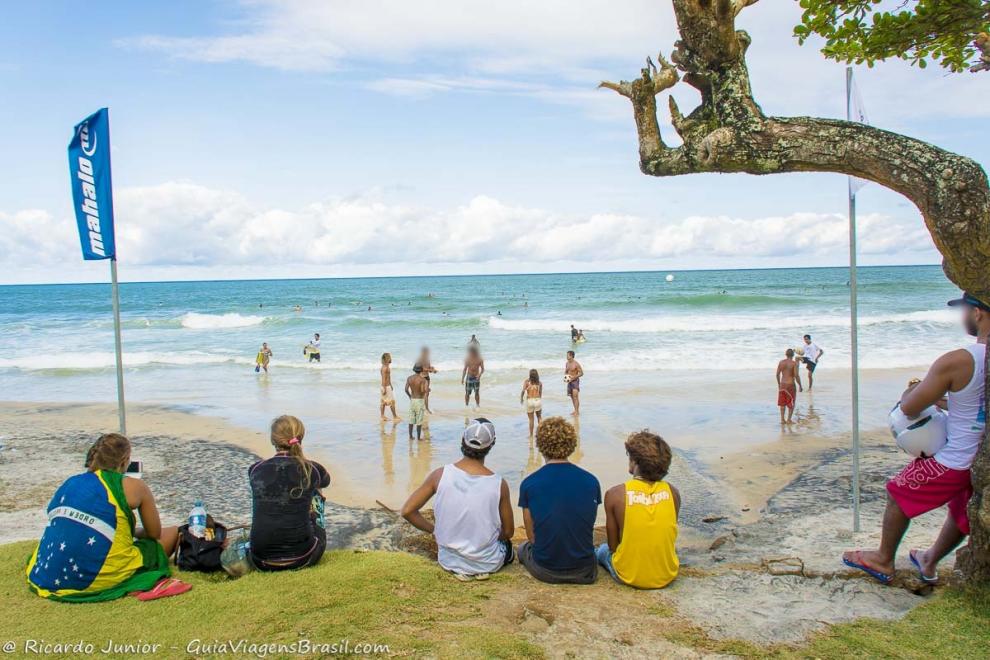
left=68, top=108, right=116, bottom=260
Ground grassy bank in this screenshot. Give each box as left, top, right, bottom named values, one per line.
left=1, top=541, right=987, bottom=658
left=0, top=542, right=538, bottom=658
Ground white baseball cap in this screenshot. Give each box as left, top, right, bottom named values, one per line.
left=463, top=419, right=496, bottom=449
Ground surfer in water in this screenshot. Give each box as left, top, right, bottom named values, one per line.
left=570, top=324, right=579, bottom=342
left=776, top=348, right=803, bottom=424
left=255, top=342, right=273, bottom=373
left=306, top=333, right=321, bottom=363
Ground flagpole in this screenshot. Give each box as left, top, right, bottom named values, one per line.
left=110, top=257, right=126, bottom=435
left=846, top=66, right=861, bottom=532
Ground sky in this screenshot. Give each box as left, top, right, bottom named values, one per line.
left=0, top=0, right=986, bottom=284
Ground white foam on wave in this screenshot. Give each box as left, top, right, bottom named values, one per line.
left=0, top=342, right=948, bottom=373
left=0, top=351, right=238, bottom=371
left=180, top=312, right=267, bottom=329
left=487, top=309, right=956, bottom=334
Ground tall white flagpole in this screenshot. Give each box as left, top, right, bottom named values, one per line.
left=846, top=66, right=861, bottom=532
left=110, top=257, right=126, bottom=435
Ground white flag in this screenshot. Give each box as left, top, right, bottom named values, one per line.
left=847, top=71, right=870, bottom=195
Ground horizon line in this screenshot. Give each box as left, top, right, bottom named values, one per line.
left=0, top=262, right=944, bottom=288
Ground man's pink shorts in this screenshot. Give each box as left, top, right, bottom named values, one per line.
left=886, top=456, right=973, bottom=535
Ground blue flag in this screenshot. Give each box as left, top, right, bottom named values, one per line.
left=68, top=108, right=116, bottom=260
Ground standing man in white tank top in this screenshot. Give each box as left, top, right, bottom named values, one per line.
left=400, top=419, right=515, bottom=581
left=843, top=292, right=988, bottom=585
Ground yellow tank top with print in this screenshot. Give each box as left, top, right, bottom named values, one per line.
left=611, top=479, right=678, bottom=589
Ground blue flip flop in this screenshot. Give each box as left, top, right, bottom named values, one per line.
left=909, top=549, right=938, bottom=584
left=842, top=551, right=894, bottom=585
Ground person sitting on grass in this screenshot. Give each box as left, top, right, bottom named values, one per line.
left=249, top=415, right=331, bottom=571
left=596, top=430, right=680, bottom=589
left=401, top=419, right=514, bottom=581
left=518, top=416, right=601, bottom=584
left=26, top=433, right=179, bottom=602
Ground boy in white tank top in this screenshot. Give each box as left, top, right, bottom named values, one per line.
left=843, top=292, right=988, bottom=585
left=400, top=419, right=515, bottom=580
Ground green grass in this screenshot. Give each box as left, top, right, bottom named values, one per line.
left=2, top=538, right=987, bottom=659
left=792, top=586, right=990, bottom=659
left=0, top=542, right=540, bottom=659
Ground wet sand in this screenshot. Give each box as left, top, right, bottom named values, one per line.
left=0, top=364, right=918, bottom=538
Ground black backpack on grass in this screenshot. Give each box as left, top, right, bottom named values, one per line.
left=174, top=518, right=227, bottom=572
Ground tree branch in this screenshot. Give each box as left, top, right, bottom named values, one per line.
left=608, top=0, right=990, bottom=589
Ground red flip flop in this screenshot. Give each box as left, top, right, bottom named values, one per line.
left=134, top=577, right=192, bottom=601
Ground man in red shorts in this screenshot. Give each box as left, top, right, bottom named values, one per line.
left=843, top=292, right=988, bottom=584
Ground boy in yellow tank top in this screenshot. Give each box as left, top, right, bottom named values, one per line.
left=596, top=430, right=680, bottom=589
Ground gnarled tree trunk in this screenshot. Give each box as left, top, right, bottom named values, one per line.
left=602, top=0, right=990, bottom=582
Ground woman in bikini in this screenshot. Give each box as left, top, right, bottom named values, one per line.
left=520, top=369, right=544, bottom=437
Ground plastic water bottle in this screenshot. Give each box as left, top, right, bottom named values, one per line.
left=188, top=500, right=207, bottom=538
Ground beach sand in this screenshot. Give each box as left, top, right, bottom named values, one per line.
left=0, top=361, right=918, bottom=538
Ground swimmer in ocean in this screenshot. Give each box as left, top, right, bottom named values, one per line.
left=256, top=342, right=273, bottom=373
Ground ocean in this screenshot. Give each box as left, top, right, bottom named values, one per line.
left=0, top=265, right=969, bottom=507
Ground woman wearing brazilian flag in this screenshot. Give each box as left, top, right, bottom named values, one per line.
left=26, top=434, right=180, bottom=602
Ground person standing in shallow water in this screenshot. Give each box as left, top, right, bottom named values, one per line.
left=801, top=334, right=823, bottom=390
left=462, top=345, right=485, bottom=409
left=565, top=351, right=584, bottom=416
left=406, top=364, right=429, bottom=440
left=776, top=348, right=802, bottom=424
left=521, top=369, right=543, bottom=436
left=380, top=353, right=399, bottom=422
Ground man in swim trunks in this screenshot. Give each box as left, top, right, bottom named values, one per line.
left=565, top=351, right=584, bottom=416
left=405, top=363, right=430, bottom=440
left=256, top=342, right=273, bottom=373
left=418, top=346, right=438, bottom=414
left=842, top=292, right=988, bottom=585
left=307, top=333, right=321, bottom=363
left=462, top=345, right=485, bottom=409
left=380, top=353, right=399, bottom=422
left=775, top=348, right=802, bottom=424
left=801, top=334, right=823, bottom=390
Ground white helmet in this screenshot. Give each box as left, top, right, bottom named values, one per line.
left=888, top=403, right=948, bottom=458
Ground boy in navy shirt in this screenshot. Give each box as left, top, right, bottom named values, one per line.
left=518, top=416, right=601, bottom=584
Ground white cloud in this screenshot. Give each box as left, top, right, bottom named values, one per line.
left=119, top=0, right=990, bottom=124
left=121, top=0, right=674, bottom=75
left=1, top=181, right=939, bottom=284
